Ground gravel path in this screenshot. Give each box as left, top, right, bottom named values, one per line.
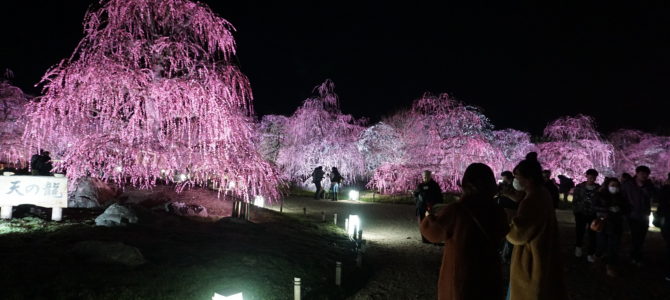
left=272, top=197, right=442, bottom=299
left=272, top=197, right=670, bottom=300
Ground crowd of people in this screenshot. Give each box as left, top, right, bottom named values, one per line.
left=416, top=152, right=670, bottom=300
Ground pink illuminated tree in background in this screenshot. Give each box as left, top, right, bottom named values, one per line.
left=357, top=122, right=405, bottom=176
left=492, top=129, right=537, bottom=172
left=537, top=115, right=614, bottom=183
left=257, top=114, right=288, bottom=162
left=23, top=0, right=281, bottom=201
left=368, top=93, right=505, bottom=193
left=275, top=80, right=365, bottom=189
left=609, top=129, right=670, bottom=181
left=0, top=71, right=32, bottom=166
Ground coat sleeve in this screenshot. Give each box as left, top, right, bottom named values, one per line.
left=420, top=206, right=453, bottom=243
left=506, top=196, right=545, bottom=245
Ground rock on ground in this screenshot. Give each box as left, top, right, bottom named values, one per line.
left=68, top=177, right=121, bottom=208
left=95, top=204, right=138, bottom=227
left=165, top=201, right=208, bottom=217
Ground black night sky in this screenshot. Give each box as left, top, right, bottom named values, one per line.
left=1, top=1, right=669, bottom=136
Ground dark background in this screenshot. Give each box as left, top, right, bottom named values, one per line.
left=1, top=1, right=669, bottom=136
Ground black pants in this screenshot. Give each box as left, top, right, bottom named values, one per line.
left=662, top=220, right=670, bottom=276
left=597, top=229, right=622, bottom=265
left=629, top=217, right=649, bottom=262
left=574, top=213, right=597, bottom=255
left=314, top=182, right=322, bottom=199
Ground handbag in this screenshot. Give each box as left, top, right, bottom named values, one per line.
left=590, top=217, right=606, bottom=232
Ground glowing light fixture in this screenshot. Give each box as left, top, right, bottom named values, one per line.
left=349, top=190, right=360, bottom=201
left=254, top=195, right=265, bottom=208
left=212, top=292, right=243, bottom=300
left=347, top=215, right=360, bottom=238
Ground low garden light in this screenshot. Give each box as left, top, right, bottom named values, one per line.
left=212, top=292, right=243, bottom=300
left=177, top=173, right=188, bottom=182
left=349, top=190, right=360, bottom=201
left=347, top=215, right=360, bottom=238
left=254, top=195, right=265, bottom=208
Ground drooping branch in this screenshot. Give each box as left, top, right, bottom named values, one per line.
left=24, top=0, right=282, bottom=201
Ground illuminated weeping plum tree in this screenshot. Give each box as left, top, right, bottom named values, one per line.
left=23, top=0, right=281, bottom=201
left=0, top=72, right=32, bottom=166
left=609, top=129, right=670, bottom=180
left=368, top=93, right=504, bottom=194
left=491, top=129, right=536, bottom=172
left=537, top=115, right=614, bottom=182
left=257, top=114, right=288, bottom=162
left=357, top=122, right=405, bottom=176
left=275, top=80, right=365, bottom=189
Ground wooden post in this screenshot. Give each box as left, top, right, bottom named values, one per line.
left=1, top=206, right=12, bottom=219
left=335, top=261, right=342, bottom=286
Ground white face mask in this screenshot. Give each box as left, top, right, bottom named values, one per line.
left=513, top=178, right=525, bottom=191
left=608, top=186, right=619, bottom=194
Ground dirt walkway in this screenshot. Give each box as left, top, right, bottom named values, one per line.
left=274, top=197, right=670, bottom=300
left=272, top=197, right=442, bottom=299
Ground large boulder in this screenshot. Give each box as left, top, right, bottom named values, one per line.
left=95, top=204, right=138, bottom=227
left=68, top=177, right=121, bottom=208
left=70, top=240, right=146, bottom=267
left=165, top=201, right=208, bottom=218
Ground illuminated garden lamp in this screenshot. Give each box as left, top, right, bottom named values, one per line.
left=177, top=173, right=188, bottom=182
left=212, top=292, right=243, bottom=300
left=349, top=190, right=360, bottom=201
left=347, top=215, right=360, bottom=238
left=254, top=195, right=265, bottom=208
left=649, top=212, right=654, bottom=228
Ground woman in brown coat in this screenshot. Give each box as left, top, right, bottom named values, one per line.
left=421, top=163, right=510, bottom=300
left=506, top=153, right=567, bottom=300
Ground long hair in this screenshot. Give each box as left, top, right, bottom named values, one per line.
left=461, top=163, right=497, bottom=200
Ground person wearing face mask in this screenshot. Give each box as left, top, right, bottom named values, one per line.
left=421, top=163, right=509, bottom=300
left=593, top=177, right=630, bottom=277
left=572, top=168, right=600, bottom=262
left=621, top=165, right=657, bottom=266
left=506, top=152, right=567, bottom=300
